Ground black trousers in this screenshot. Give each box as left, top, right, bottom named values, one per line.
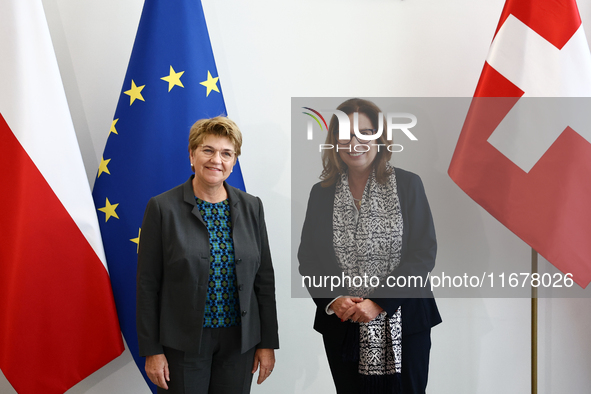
left=160, top=326, right=255, bottom=394
left=323, top=328, right=432, bottom=394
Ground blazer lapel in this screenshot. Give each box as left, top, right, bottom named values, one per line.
left=226, top=182, right=242, bottom=228
left=182, top=176, right=205, bottom=226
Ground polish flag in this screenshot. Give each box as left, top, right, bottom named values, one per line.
left=0, top=1, right=124, bottom=393
left=449, top=0, right=591, bottom=287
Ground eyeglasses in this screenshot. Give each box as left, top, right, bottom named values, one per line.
left=198, top=145, right=236, bottom=162
left=334, top=129, right=378, bottom=145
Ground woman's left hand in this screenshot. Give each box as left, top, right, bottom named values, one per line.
left=252, top=348, right=275, bottom=384
left=341, top=299, right=384, bottom=323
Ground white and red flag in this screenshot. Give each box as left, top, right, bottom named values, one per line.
left=449, top=0, right=591, bottom=287
left=0, top=1, right=124, bottom=393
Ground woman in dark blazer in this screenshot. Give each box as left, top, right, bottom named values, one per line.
left=137, top=116, right=279, bottom=394
left=298, top=99, right=441, bottom=394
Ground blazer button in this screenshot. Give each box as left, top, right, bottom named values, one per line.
left=241, top=310, right=247, bottom=316
left=236, top=258, right=242, bottom=265
left=238, top=284, right=244, bottom=291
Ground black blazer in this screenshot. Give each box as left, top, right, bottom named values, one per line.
left=298, top=167, right=441, bottom=342
left=137, top=176, right=279, bottom=356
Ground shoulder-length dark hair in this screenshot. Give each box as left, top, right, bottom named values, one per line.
left=320, top=98, right=392, bottom=186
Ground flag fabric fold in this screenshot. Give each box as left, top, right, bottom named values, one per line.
left=91, top=0, right=245, bottom=390
left=449, top=0, right=591, bottom=288
left=0, top=1, right=124, bottom=393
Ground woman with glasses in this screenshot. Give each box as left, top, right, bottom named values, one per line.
left=298, top=98, right=441, bottom=393
left=137, top=116, right=279, bottom=394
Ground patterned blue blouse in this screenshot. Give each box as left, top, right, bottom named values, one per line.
left=196, top=198, right=241, bottom=328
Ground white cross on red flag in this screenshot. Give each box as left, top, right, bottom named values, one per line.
left=449, top=0, right=591, bottom=288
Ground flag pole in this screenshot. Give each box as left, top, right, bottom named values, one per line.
left=531, top=248, right=538, bottom=394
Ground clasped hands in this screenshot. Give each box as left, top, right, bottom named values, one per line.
left=331, top=297, right=384, bottom=323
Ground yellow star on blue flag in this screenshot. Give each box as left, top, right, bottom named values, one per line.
left=200, top=71, right=220, bottom=96
left=161, top=66, right=184, bottom=92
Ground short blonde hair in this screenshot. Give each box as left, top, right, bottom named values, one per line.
left=321, top=98, right=392, bottom=186
left=188, top=116, right=242, bottom=156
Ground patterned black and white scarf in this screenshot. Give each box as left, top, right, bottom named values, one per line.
left=333, top=164, right=403, bottom=393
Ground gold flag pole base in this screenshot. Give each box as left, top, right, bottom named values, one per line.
left=531, top=248, right=538, bottom=394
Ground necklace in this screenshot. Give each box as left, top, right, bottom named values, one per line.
left=352, top=197, right=362, bottom=209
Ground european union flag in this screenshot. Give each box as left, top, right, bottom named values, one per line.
left=92, top=0, right=245, bottom=391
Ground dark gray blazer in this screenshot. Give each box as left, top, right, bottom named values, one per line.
left=298, top=167, right=441, bottom=341
left=137, top=176, right=279, bottom=356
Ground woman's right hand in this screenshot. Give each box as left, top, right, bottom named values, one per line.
left=330, top=297, right=364, bottom=320
left=146, top=353, right=170, bottom=389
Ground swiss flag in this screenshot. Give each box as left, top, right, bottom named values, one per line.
left=0, top=1, right=124, bottom=393
left=449, top=0, right=591, bottom=288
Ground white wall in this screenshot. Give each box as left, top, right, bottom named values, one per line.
left=2, top=0, right=591, bottom=393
